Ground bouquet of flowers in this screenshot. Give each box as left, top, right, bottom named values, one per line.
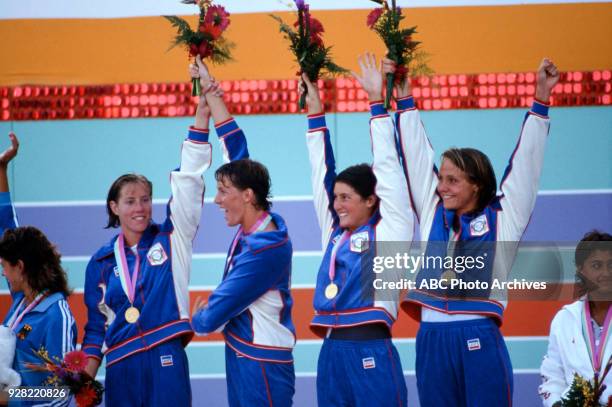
left=561, top=357, right=612, bottom=406
left=271, top=0, right=348, bottom=110
left=24, top=347, right=103, bottom=407
left=164, top=0, right=234, bottom=96
left=367, top=0, right=431, bottom=108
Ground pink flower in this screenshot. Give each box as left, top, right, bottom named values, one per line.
left=204, top=5, right=230, bottom=31
left=64, top=350, right=88, bottom=372
left=367, top=8, right=384, bottom=29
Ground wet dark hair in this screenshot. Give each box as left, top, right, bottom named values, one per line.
left=215, top=159, right=272, bottom=211
left=0, top=226, right=71, bottom=297
left=441, top=148, right=497, bottom=212
left=106, top=174, right=153, bottom=229
left=334, top=163, right=378, bottom=201
left=574, top=230, right=612, bottom=297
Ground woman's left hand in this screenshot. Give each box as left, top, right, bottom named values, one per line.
left=0, top=133, right=19, bottom=167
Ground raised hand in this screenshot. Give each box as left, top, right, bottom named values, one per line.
left=535, top=58, right=560, bottom=102
left=381, top=57, right=411, bottom=99
left=299, top=74, right=323, bottom=116
left=0, top=132, right=19, bottom=167
left=351, top=53, right=383, bottom=102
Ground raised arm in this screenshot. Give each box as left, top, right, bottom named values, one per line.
left=301, top=75, right=337, bottom=247
left=353, top=54, right=414, bottom=242
left=498, top=59, right=559, bottom=240
left=0, top=133, right=19, bottom=235
left=193, top=56, right=249, bottom=163
left=383, top=59, right=439, bottom=236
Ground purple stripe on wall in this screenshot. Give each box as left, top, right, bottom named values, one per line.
left=14, top=193, right=612, bottom=257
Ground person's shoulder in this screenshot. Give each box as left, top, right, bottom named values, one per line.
left=551, top=299, right=583, bottom=328
left=89, top=233, right=121, bottom=263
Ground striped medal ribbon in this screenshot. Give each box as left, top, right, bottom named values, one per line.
left=581, top=299, right=612, bottom=374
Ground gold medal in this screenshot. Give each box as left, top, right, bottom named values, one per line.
left=125, top=306, right=140, bottom=324
left=440, top=270, right=456, bottom=282
left=325, top=283, right=338, bottom=299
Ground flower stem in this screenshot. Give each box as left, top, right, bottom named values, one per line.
left=385, top=72, right=394, bottom=109
left=192, top=77, right=202, bottom=97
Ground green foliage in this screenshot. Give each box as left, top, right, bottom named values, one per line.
left=560, top=373, right=606, bottom=407
left=269, top=13, right=348, bottom=81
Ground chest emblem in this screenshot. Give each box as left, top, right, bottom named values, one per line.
left=469, top=215, right=489, bottom=237
left=350, top=231, right=370, bottom=253
left=147, top=243, right=168, bottom=266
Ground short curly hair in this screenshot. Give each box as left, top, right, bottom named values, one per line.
left=0, top=226, right=70, bottom=297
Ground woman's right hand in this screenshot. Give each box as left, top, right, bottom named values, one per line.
left=299, top=74, right=323, bottom=116
left=382, top=58, right=411, bottom=99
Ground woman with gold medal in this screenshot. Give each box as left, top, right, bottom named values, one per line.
left=300, top=53, right=414, bottom=407
left=81, top=79, right=217, bottom=406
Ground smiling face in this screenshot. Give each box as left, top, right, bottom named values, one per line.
left=214, top=177, right=252, bottom=227
left=437, top=159, right=479, bottom=216
left=333, top=181, right=376, bottom=232
left=110, top=181, right=152, bottom=245
left=579, top=249, right=612, bottom=300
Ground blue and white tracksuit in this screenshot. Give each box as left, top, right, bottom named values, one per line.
left=192, top=117, right=296, bottom=407
left=0, top=191, right=19, bottom=296
left=397, top=96, right=550, bottom=406
left=3, top=292, right=77, bottom=407
left=0, top=191, right=18, bottom=235
left=306, top=103, right=414, bottom=407
left=82, top=127, right=211, bottom=407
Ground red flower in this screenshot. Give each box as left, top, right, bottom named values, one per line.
left=204, top=5, right=230, bottom=31
left=394, top=65, right=408, bottom=84
left=198, top=41, right=213, bottom=58
left=200, top=23, right=223, bottom=40
left=367, top=8, right=384, bottom=29
left=75, top=386, right=97, bottom=407
left=308, top=17, right=324, bottom=36
left=64, top=351, right=88, bottom=372
left=189, top=43, right=199, bottom=57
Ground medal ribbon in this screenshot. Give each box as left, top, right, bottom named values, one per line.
left=582, top=299, right=612, bottom=373
left=113, top=234, right=141, bottom=304
left=226, top=212, right=272, bottom=272
left=328, top=231, right=350, bottom=284
left=8, top=292, right=47, bottom=332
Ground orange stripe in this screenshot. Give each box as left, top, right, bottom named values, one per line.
left=0, top=287, right=572, bottom=341
left=1, top=4, right=611, bottom=86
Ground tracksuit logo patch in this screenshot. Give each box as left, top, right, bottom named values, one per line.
left=469, top=215, right=489, bottom=237
left=160, top=355, right=174, bottom=367
left=467, top=338, right=481, bottom=351
left=350, top=231, right=369, bottom=253
left=147, top=243, right=168, bottom=266
left=362, top=357, right=376, bottom=369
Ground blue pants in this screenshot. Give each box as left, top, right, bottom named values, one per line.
left=317, top=338, right=407, bottom=407
left=104, top=338, right=191, bottom=407
left=225, top=346, right=295, bottom=407
left=415, top=318, right=514, bottom=407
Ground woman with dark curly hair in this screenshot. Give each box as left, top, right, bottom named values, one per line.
left=1, top=226, right=76, bottom=406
